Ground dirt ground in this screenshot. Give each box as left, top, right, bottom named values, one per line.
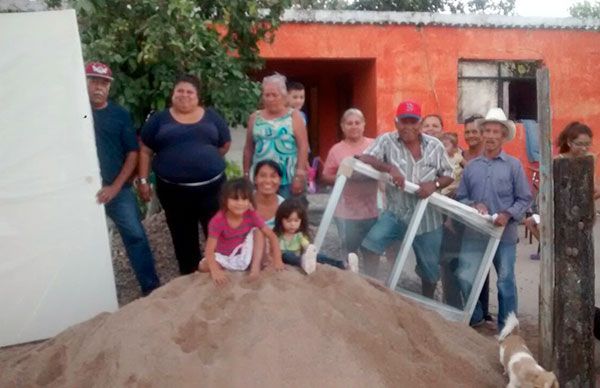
left=1, top=193, right=597, bottom=385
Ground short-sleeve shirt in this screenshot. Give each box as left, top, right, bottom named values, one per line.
left=278, top=232, right=310, bottom=255
left=208, top=209, right=265, bottom=255
left=323, top=138, right=379, bottom=220
left=93, top=101, right=139, bottom=186
left=141, top=107, right=230, bottom=184
left=364, top=132, right=453, bottom=233
left=251, top=110, right=297, bottom=186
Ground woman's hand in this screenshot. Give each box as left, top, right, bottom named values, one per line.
left=138, top=182, right=153, bottom=202
left=291, top=175, right=305, bottom=195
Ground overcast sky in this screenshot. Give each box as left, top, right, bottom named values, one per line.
left=515, top=0, right=580, bottom=17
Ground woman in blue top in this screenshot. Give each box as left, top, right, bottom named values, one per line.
left=243, top=73, right=309, bottom=200
left=139, top=74, right=231, bottom=275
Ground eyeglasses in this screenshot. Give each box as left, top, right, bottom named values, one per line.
left=569, top=141, right=591, bottom=148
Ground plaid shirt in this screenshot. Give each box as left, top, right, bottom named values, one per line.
left=364, top=132, right=453, bottom=234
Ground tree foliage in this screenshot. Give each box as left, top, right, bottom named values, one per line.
left=292, top=0, right=515, bottom=14
left=47, top=0, right=290, bottom=127
left=570, top=1, right=600, bottom=18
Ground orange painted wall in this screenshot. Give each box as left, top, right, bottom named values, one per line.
left=259, top=23, right=600, bottom=175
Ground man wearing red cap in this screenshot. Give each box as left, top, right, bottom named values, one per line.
left=357, top=100, right=454, bottom=298
left=86, top=61, right=160, bottom=296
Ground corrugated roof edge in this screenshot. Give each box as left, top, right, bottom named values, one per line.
left=275, top=9, right=600, bottom=31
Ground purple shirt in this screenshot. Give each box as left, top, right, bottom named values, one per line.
left=208, top=210, right=265, bottom=255
left=456, top=151, right=532, bottom=243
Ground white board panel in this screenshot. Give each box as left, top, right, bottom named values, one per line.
left=0, top=10, right=118, bottom=347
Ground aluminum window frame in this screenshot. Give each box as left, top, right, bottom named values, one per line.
left=315, top=157, right=505, bottom=324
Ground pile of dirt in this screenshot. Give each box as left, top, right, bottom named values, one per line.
left=0, top=266, right=505, bottom=387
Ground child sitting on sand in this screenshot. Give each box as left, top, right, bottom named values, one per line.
left=198, top=178, right=283, bottom=285
left=273, top=199, right=358, bottom=274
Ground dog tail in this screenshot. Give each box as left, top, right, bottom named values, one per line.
left=498, top=312, right=519, bottom=342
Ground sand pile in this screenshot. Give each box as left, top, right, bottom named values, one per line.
left=1, top=266, right=505, bottom=387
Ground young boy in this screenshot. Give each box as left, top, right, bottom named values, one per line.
left=287, top=81, right=307, bottom=124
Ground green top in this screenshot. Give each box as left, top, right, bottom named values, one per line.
left=251, top=109, right=298, bottom=186
left=278, top=232, right=310, bottom=254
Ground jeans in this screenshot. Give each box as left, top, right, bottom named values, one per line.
left=334, top=217, right=378, bottom=256
left=281, top=251, right=346, bottom=269
left=361, top=210, right=443, bottom=284
left=456, top=238, right=517, bottom=331
left=156, top=175, right=224, bottom=275
left=105, top=187, right=159, bottom=295
left=440, top=220, right=465, bottom=309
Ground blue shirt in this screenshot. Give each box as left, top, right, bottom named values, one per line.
left=456, top=151, right=532, bottom=243
left=141, top=107, right=231, bottom=183
left=93, top=101, right=139, bottom=186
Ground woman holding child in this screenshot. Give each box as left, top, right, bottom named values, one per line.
left=243, top=73, right=309, bottom=199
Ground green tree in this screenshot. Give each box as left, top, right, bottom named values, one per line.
left=570, top=1, right=600, bottom=18
left=291, top=0, right=515, bottom=14
left=48, top=0, right=290, bottom=127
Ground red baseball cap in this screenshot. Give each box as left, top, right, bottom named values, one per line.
left=85, top=62, right=113, bottom=81
left=395, top=100, right=421, bottom=120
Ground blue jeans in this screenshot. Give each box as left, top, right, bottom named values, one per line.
left=361, top=211, right=443, bottom=284
left=334, top=217, right=378, bottom=256
left=282, top=251, right=346, bottom=269
left=105, top=187, right=160, bottom=295
left=456, top=238, right=517, bottom=331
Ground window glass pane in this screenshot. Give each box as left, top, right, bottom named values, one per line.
left=317, top=168, right=385, bottom=281
left=458, top=61, right=497, bottom=77
left=500, top=61, right=537, bottom=78
left=393, top=207, right=493, bottom=317
left=458, top=79, right=497, bottom=122
left=315, top=159, right=502, bottom=322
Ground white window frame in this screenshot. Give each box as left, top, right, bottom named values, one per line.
left=315, top=157, right=505, bottom=323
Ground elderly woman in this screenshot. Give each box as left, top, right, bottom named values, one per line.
left=322, top=108, right=379, bottom=258
left=138, top=74, right=231, bottom=275
left=243, top=73, right=309, bottom=200
left=421, top=114, right=444, bottom=139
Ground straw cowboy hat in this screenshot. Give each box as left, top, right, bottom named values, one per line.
left=476, top=108, right=516, bottom=141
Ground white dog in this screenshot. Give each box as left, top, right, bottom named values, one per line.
left=498, top=312, right=559, bottom=388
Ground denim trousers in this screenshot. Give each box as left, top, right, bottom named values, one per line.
left=281, top=251, right=346, bottom=269
left=334, top=217, right=378, bottom=256
left=361, top=210, right=443, bottom=284
left=456, top=238, right=517, bottom=331
left=105, top=187, right=160, bottom=295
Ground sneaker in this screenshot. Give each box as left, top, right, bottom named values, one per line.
left=301, top=244, right=317, bottom=275
left=347, top=253, right=359, bottom=273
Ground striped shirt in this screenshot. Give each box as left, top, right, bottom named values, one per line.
left=364, top=132, right=453, bottom=234
left=209, top=210, right=266, bottom=255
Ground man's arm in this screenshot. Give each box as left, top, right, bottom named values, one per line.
left=97, top=151, right=138, bottom=204
left=356, top=154, right=405, bottom=188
